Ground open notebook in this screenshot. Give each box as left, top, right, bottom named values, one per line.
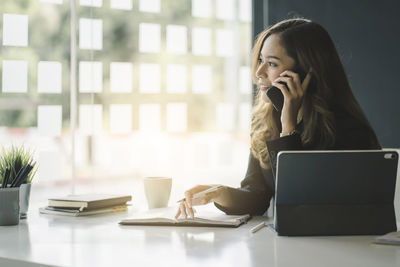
left=119, top=207, right=251, bottom=228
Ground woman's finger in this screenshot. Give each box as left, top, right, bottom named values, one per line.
left=280, top=70, right=300, bottom=84
left=271, top=81, right=291, bottom=99
left=179, top=201, right=187, bottom=219
left=281, top=69, right=313, bottom=92
left=175, top=206, right=181, bottom=219
left=184, top=191, right=193, bottom=208
left=184, top=200, right=194, bottom=219
left=273, top=76, right=298, bottom=96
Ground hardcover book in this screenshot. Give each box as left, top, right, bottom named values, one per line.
left=48, top=194, right=132, bottom=211
left=39, top=205, right=128, bottom=217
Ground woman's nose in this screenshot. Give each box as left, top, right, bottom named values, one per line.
left=255, top=64, right=267, bottom=79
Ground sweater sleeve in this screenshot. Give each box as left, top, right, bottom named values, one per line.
left=214, top=134, right=304, bottom=216
left=214, top=151, right=274, bottom=216
left=214, top=113, right=380, bottom=216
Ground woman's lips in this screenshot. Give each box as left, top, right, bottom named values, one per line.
left=260, top=85, right=272, bottom=92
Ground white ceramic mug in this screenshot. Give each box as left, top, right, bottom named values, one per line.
left=144, top=177, right=172, bottom=209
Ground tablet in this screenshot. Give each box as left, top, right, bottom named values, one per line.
left=273, top=150, right=398, bottom=236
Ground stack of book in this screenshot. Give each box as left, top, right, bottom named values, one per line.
left=40, top=194, right=132, bottom=217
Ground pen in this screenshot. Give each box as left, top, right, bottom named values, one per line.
left=10, top=164, right=28, bottom=187
left=250, top=221, right=266, bottom=233
left=1, top=168, right=10, bottom=188
left=10, top=165, right=26, bottom=187
left=18, top=163, right=34, bottom=186
left=177, top=185, right=223, bottom=203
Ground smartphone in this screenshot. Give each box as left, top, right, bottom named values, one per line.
left=266, top=69, right=307, bottom=112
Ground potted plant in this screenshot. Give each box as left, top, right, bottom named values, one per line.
left=0, top=145, right=37, bottom=219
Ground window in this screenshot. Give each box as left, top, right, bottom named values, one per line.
left=0, top=0, right=252, bottom=190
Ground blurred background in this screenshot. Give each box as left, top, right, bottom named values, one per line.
left=0, top=0, right=253, bottom=198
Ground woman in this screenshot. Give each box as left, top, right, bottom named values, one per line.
left=175, top=18, right=380, bottom=219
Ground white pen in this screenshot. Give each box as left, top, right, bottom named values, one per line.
left=250, top=221, right=266, bottom=233
left=177, top=185, right=223, bottom=203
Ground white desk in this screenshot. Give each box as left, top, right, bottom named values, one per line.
left=0, top=203, right=399, bottom=267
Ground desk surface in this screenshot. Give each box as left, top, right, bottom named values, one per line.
left=0, top=202, right=399, bottom=267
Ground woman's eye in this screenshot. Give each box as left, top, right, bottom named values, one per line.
left=258, top=58, right=263, bottom=63
left=268, top=62, right=277, bottom=67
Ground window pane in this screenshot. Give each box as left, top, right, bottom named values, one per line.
left=216, top=0, right=234, bottom=21
left=37, top=105, right=62, bottom=136
left=110, top=62, right=132, bottom=93
left=167, top=103, right=187, bottom=132
left=2, top=60, right=28, bottom=93
left=79, top=61, right=103, bottom=93
left=79, top=18, right=103, bottom=50
left=139, top=23, right=161, bottom=53
left=239, top=66, right=251, bottom=94
left=79, top=105, right=103, bottom=135
left=110, top=0, right=132, bottom=10
left=239, top=0, right=252, bottom=22
left=40, top=0, right=63, bottom=3
left=167, top=64, right=186, bottom=93
left=166, top=25, right=187, bottom=54
left=139, top=64, right=160, bottom=93
left=192, top=0, right=211, bottom=18
left=192, top=65, right=212, bottom=94
left=110, top=104, right=132, bottom=134
left=216, top=29, right=233, bottom=57
left=38, top=61, right=62, bottom=93
left=3, top=14, right=28, bottom=47
left=192, top=27, right=212, bottom=56
left=139, top=104, right=161, bottom=132
left=80, top=0, right=102, bottom=7
left=139, top=0, right=160, bottom=13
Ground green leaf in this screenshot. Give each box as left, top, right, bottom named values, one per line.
left=0, top=145, right=36, bottom=185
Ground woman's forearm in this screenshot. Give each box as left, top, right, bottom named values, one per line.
left=213, top=186, right=235, bottom=208
left=214, top=186, right=272, bottom=215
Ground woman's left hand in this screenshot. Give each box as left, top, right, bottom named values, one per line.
left=271, top=70, right=313, bottom=134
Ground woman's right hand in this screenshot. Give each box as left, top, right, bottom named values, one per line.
left=272, top=69, right=312, bottom=134
left=174, top=184, right=226, bottom=219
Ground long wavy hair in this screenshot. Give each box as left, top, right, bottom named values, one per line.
left=250, top=18, right=380, bottom=169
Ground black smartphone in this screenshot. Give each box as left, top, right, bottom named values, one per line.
left=266, top=69, right=307, bottom=112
